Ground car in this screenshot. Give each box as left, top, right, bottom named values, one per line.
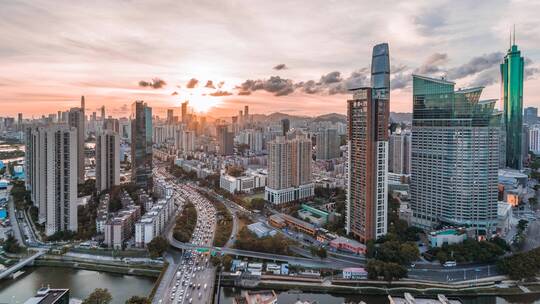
left=444, top=261, right=457, bottom=267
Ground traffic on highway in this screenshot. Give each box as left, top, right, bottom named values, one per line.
left=162, top=183, right=217, bottom=304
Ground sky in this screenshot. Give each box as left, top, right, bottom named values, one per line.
left=1, top=0, right=540, bottom=118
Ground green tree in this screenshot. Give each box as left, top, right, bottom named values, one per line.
left=125, top=296, right=150, bottom=304
left=2, top=235, right=22, bottom=253
left=317, top=247, right=328, bottom=259
left=82, top=288, right=112, bottom=304
left=147, top=236, right=169, bottom=258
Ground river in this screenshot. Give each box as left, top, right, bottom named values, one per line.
left=0, top=266, right=156, bottom=303
left=217, top=287, right=540, bottom=304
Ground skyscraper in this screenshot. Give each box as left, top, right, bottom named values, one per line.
left=265, top=133, right=314, bottom=205
left=524, top=107, right=538, bottom=125
left=26, top=125, right=78, bottom=236
left=316, top=128, right=340, bottom=160
left=346, top=43, right=389, bottom=243
left=131, top=101, right=153, bottom=190
left=501, top=34, right=524, bottom=170
left=410, top=75, right=500, bottom=235
left=388, top=131, right=411, bottom=175
left=101, top=106, right=106, bottom=121
left=96, top=130, right=120, bottom=192
left=217, top=125, right=234, bottom=155
left=167, top=109, right=174, bottom=124
left=68, top=107, right=85, bottom=184
left=181, top=101, right=188, bottom=123
left=281, top=118, right=290, bottom=136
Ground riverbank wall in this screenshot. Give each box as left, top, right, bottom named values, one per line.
left=33, top=254, right=162, bottom=278
left=217, top=273, right=540, bottom=298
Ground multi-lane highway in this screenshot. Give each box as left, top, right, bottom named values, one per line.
left=154, top=164, right=218, bottom=304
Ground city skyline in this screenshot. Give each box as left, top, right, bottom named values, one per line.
left=2, top=1, right=540, bottom=118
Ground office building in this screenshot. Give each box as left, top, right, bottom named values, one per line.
left=316, top=128, right=340, bottom=160
left=68, top=106, right=85, bottom=184
left=529, top=125, right=540, bottom=155
left=501, top=34, right=525, bottom=169
left=410, top=75, right=500, bottom=235
left=26, top=125, right=78, bottom=236
left=96, top=130, right=120, bottom=192
left=131, top=101, right=153, bottom=190
left=389, top=131, right=411, bottom=174
left=281, top=119, right=290, bottom=136
left=265, top=133, right=314, bottom=204
left=345, top=43, right=390, bottom=243
left=524, top=107, right=538, bottom=125
left=217, top=125, right=234, bottom=155
left=181, top=101, right=188, bottom=123
left=167, top=109, right=174, bottom=124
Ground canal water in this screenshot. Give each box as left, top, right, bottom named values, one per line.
left=0, top=266, right=156, bottom=303
left=217, top=287, right=540, bottom=304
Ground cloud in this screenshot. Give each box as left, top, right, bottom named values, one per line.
left=391, top=73, right=411, bottom=90
left=186, top=78, right=198, bottom=88
left=273, top=64, right=288, bottom=70
left=204, top=80, right=216, bottom=89
left=319, top=71, right=342, bottom=84
left=217, top=81, right=225, bottom=88
left=446, top=52, right=504, bottom=79
left=171, top=91, right=179, bottom=96
left=468, top=67, right=499, bottom=87
left=238, top=76, right=294, bottom=96
left=415, top=53, right=448, bottom=75
left=238, top=90, right=251, bottom=96
left=210, top=90, right=233, bottom=96
left=138, top=77, right=167, bottom=89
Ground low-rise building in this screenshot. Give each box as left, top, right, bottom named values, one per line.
left=233, top=290, right=277, bottom=304
left=23, top=287, right=70, bottom=304
left=247, top=222, right=276, bottom=238
left=428, top=228, right=468, bottom=248
left=342, top=267, right=367, bottom=279
left=297, top=204, right=329, bottom=227
left=104, top=204, right=141, bottom=249
left=329, top=236, right=366, bottom=254
left=220, top=169, right=267, bottom=194
left=135, top=198, right=175, bottom=247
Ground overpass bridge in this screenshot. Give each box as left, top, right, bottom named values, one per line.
left=0, top=250, right=46, bottom=280
left=168, top=238, right=358, bottom=269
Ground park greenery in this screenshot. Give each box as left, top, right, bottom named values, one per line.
left=225, top=165, right=244, bottom=177
left=234, top=226, right=291, bottom=255
left=309, top=245, right=328, bottom=259
left=210, top=254, right=234, bottom=271
left=426, top=238, right=509, bottom=264
left=10, top=180, right=31, bottom=209
left=125, top=296, right=151, bottom=304
left=497, top=246, right=540, bottom=281
left=82, top=288, right=112, bottom=304
left=147, top=236, right=169, bottom=258
left=315, top=187, right=347, bottom=236
left=211, top=197, right=233, bottom=247
left=512, top=219, right=529, bottom=249
left=2, top=235, right=23, bottom=253
left=78, top=179, right=97, bottom=197
left=173, top=202, right=197, bottom=243
left=365, top=196, right=420, bottom=280
left=366, top=259, right=408, bottom=282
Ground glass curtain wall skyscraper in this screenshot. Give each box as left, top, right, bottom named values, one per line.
left=501, top=36, right=524, bottom=170
left=410, top=75, right=500, bottom=235
left=131, top=101, right=153, bottom=190
left=346, top=43, right=389, bottom=243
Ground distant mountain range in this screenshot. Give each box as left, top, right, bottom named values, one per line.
left=219, top=111, right=412, bottom=124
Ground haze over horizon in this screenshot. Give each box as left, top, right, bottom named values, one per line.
left=2, top=0, right=540, bottom=118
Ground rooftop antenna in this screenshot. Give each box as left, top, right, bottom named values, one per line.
left=513, top=24, right=516, bottom=45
